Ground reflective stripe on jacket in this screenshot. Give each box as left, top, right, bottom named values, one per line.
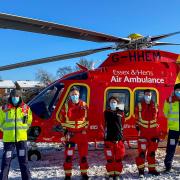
left=135, top=101, right=158, bottom=129
left=60, top=100, right=88, bottom=131
left=0, top=103, right=32, bottom=142
left=163, top=96, right=179, bottom=131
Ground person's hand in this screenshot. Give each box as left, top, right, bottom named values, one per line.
left=82, top=130, right=87, bottom=134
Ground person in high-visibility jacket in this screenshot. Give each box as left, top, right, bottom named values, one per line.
left=163, top=83, right=180, bottom=172
left=0, top=89, right=32, bottom=180
left=104, top=96, right=125, bottom=180
left=59, top=86, right=89, bottom=180
left=135, top=89, right=160, bottom=178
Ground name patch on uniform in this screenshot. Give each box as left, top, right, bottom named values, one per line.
left=106, top=150, right=112, bottom=156
left=170, top=139, right=175, bottom=145
left=141, top=144, right=146, bottom=150
left=19, top=149, right=25, bottom=156
left=67, top=150, right=73, bottom=156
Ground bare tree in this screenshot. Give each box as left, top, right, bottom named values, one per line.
left=56, top=58, right=95, bottom=78
left=75, top=58, right=95, bottom=70
left=35, top=69, right=55, bottom=85
left=56, top=66, right=74, bottom=79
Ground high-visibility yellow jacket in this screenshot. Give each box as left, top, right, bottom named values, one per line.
left=163, top=95, right=179, bottom=131
left=0, top=102, right=32, bottom=142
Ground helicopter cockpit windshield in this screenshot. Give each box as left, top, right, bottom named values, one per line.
left=28, top=81, right=64, bottom=119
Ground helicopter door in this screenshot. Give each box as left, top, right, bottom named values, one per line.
left=105, top=88, right=131, bottom=118
left=29, top=82, right=64, bottom=119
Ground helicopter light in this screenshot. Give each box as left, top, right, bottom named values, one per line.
left=128, top=33, right=143, bottom=40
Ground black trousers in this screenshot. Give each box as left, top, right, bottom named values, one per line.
left=0, top=141, right=31, bottom=180
left=164, top=130, right=180, bottom=169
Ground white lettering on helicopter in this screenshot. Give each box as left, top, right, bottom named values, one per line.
left=113, top=70, right=154, bottom=76
left=123, top=76, right=164, bottom=83
left=113, top=70, right=129, bottom=75
left=111, top=69, right=165, bottom=84
left=123, top=124, right=135, bottom=129
left=111, top=76, right=122, bottom=82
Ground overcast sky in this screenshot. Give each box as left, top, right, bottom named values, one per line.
left=0, top=0, right=180, bottom=81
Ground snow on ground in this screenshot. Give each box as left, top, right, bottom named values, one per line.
left=0, top=141, right=179, bottom=180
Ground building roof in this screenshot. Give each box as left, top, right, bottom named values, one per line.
left=16, top=80, right=45, bottom=88
left=0, top=80, right=16, bottom=88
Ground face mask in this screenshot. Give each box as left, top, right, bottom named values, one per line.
left=144, top=95, right=151, bottom=103
left=12, top=97, right=20, bottom=105
left=110, top=102, right=117, bottom=110
left=175, top=91, right=180, bottom=97
left=71, top=95, right=79, bottom=103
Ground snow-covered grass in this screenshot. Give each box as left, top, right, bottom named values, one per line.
left=0, top=142, right=179, bottom=180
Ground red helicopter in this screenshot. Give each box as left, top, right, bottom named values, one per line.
left=0, top=13, right=180, bottom=160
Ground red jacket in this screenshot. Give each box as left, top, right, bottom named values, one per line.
left=135, top=100, right=159, bottom=138
left=60, top=100, right=88, bottom=132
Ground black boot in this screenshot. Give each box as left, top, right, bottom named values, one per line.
left=164, top=166, right=172, bottom=173
left=82, top=174, right=90, bottom=180
left=148, top=170, right=160, bottom=176
left=64, top=176, right=71, bottom=180
left=138, top=169, right=144, bottom=178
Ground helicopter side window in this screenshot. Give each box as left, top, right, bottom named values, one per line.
left=134, top=89, right=158, bottom=107
left=106, top=89, right=130, bottom=117
left=29, top=82, right=64, bottom=119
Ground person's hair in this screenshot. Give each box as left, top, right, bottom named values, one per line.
left=174, top=83, right=180, bottom=91
left=144, top=89, right=151, bottom=94
left=10, top=89, right=22, bottom=97
left=70, top=86, right=80, bottom=92
left=108, top=96, right=119, bottom=103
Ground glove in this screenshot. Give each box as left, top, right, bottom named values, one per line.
left=159, top=131, right=167, bottom=140
left=60, top=136, right=66, bottom=145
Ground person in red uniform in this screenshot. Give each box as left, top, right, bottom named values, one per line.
left=104, top=96, right=125, bottom=180
left=59, top=86, right=89, bottom=180
left=135, top=89, right=160, bottom=178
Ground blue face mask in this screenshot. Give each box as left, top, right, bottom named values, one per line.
left=144, top=95, right=151, bottom=103
left=175, top=91, right=180, bottom=97
left=110, top=102, right=117, bottom=111
left=71, top=95, right=79, bottom=103
left=12, top=97, right=20, bottom=105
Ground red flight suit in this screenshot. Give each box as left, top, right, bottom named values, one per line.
left=104, top=108, right=125, bottom=176
left=135, top=100, right=159, bottom=172
left=59, top=99, right=89, bottom=177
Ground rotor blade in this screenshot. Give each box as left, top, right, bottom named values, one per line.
left=153, top=41, right=180, bottom=46
left=151, top=31, right=180, bottom=41
left=0, top=13, right=130, bottom=43
left=0, top=46, right=113, bottom=71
